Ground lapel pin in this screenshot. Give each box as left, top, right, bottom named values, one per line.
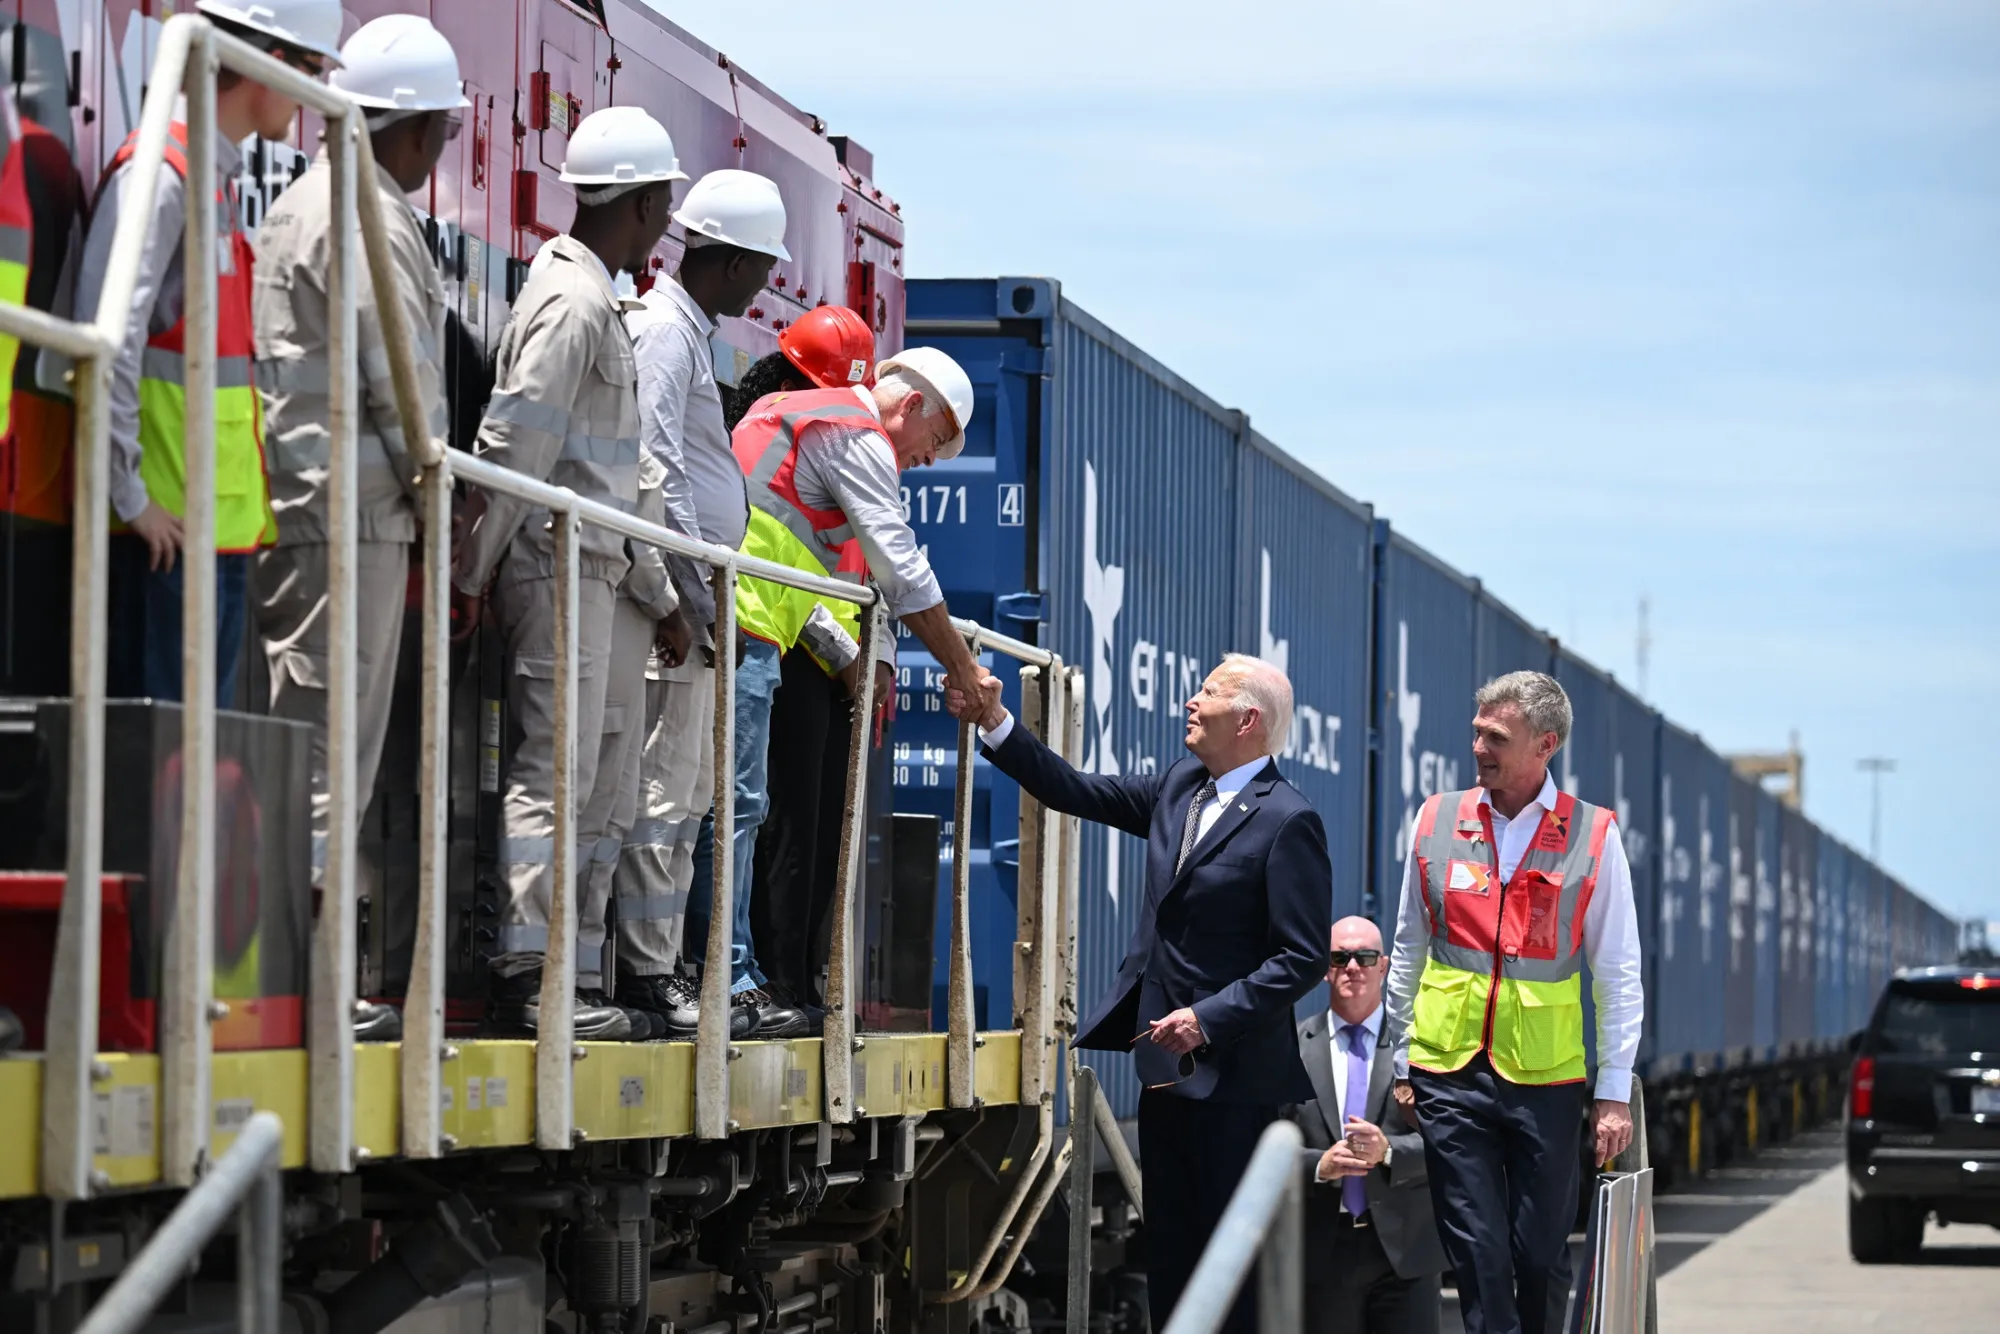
left=1237, top=802, right=1248, bottom=812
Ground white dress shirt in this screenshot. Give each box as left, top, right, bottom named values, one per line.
left=1383, top=771, right=1644, bottom=1102
left=790, top=388, right=944, bottom=620
left=1316, top=1002, right=1390, bottom=1188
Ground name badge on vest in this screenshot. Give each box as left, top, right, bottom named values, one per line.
left=1445, top=859, right=1495, bottom=897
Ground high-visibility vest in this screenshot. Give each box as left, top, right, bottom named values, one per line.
left=0, top=110, right=33, bottom=442
left=1406, top=786, right=1615, bottom=1085
left=101, top=124, right=272, bottom=552
left=729, top=388, right=877, bottom=653
left=0, top=111, right=77, bottom=527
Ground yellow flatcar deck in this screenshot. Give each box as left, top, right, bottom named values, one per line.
left=0, top=1031, right=1023, bottom=1199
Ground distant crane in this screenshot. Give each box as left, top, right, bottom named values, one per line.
left=1729, top=730, right=1804, bottom=810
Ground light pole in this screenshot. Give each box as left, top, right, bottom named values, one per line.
left=1857, top=757, right=1896, bottom=864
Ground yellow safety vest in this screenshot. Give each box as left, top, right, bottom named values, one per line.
left=1406, top=786, right=1614, bottom=1085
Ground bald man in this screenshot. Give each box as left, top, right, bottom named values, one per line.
left=1290, top=917, right=1445, bottom=1334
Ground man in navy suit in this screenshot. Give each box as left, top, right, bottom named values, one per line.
left=951, top=652, right=1332, bottom=1333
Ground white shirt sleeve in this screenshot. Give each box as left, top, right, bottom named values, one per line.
left=978, top=708, right=1015, bottom=749
left=1383, top=850, right=1430, bottom=1081
left=1584, top=823, right=1644, bottom=1102
left=800, top=422, right=945, bottom=619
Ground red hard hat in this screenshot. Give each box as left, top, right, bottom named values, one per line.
left=779, top=304, right=877, bottom=390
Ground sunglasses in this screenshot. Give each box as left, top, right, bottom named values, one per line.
left=1131, top=1030, right=1200, bottom=1090
left=1330, top=949, right=1383, bottom=968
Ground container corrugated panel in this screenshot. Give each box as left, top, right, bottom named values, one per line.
left=1778, top=806, right=1818, bottom=1053
left=1656, top=725, right=1731, bottom=1071
left=1815, top=832, right=1848, bottom=1044
left=1233, top=435, right=1374, bottom=938
left=1725, top=772, right=1760, bottom=1063
left=1608, top=683, right=1659, bottom=1069
left=1753, top=790, right=1782, bottom=1059
left=1371, top=530, right=1478, bottom=932
left=1553, top=651, right=1614, bottom=1067
left=1863, top=864, right=1890, bottom=1016
left=1474, top=588, right=1553, bottom=685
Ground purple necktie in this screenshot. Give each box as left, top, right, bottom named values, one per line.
left=1341, top=1023, right=1370, bottom=1219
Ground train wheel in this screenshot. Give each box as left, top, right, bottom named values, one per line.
left=1687, top=1097, right=1703, bottom=1180
left=1745, top=1084, right=1760, bottom=1152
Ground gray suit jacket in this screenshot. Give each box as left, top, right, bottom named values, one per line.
left=1288, top=1010, right=1447, bottom=1279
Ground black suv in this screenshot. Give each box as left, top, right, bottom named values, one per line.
left=1845, top=965, right=2000, bottom=1262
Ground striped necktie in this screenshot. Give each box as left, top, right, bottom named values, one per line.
left=1176, top=778, right=1218, bottom=873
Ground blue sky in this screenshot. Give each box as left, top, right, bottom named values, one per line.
left=666, top=1, right=1999, bottom=926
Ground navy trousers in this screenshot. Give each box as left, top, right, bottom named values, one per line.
left=1408, top=1054, right=1585, bottom=1334
left=107, top=535, right=249, bottom=708
left=1137, top=1089, right=1280, bottom=1334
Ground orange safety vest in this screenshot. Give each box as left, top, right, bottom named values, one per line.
left=0, top=112, right=78, bottom=528
left=99, top=123, right=272, bottom=551
left=729, top=388, right=878, bottom=651
left=1406, top=786, right=1615, bottom=1085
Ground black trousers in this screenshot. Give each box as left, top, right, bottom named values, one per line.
left=748, top=647, right=852, bottom=1004
left=1304, top=1215, right=1441, bottom=1334
left=1408, top=1055, right=1585, bottom=1334
left=1137, top=1089, right=1280, bottom=1334
left=0, top=522, right=69, bottom=696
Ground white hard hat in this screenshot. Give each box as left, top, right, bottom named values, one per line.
left=197, top=0, right=345, bottom=65
left=672, top=169, right=790, bottom=261
left=560, top=107, right=688, bottom=186
left=878, top=347, right=975, bottom=461
left=331, top=15, right=470, bottom=112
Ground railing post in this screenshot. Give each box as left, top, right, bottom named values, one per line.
left=1060, top=667, right=1085, bottom=1044
left=309, top=102, right=360, bottom=1174
left=162, top=27, right=220, bottom=1189
left=1065, top=1064, right=1098, bottom=1334
left=534, top=506, right=581, bottom=1149
left=238, top=1145, right=282, bottom=1331
left=695, top=565, right=738, bottom=1140
left=945, top=678, right=978, bottom=1109
left=1014, top=663, right=1062, bottom=1109
left=822, top=605, right=877, bottom=1124
left=1256, top=1159, right=1302, bottom=1334
left=402, top=449, right=453, bottom=1158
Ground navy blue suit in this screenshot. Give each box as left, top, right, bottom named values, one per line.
left=981, top=721, right=1332, bottom=1332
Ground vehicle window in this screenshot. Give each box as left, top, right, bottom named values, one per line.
left=1875, top=986, right=2000, bottom=1055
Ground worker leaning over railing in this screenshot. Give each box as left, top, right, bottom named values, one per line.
left=610, top=169, right=789, bottom=1041
left=683, top=344, right=995, bottom=1013
left=451, top=106, right=682, bottom=1042
left=73, top=0, right=343, bottom=707
left=248, top=15, right=467, bottom=1044
left=724, top=307, right=897, bottom=1036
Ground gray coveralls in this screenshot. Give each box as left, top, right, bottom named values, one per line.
left=454, top=234, right=644, bottom=987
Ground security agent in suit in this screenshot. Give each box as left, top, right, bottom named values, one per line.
left=1291, top=916, right=1445, bottom=1334
left=951, top=653, right=1331, bottom=1334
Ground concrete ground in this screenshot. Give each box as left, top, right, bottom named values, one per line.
left=1438, top=1128, right=2000, bottom=1333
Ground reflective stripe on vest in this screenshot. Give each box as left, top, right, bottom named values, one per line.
left=1406, top=785, right=1614, bottom=1085
left=729, top=389, right=880, bottom=648
left=104, top=124, right=272, bottom=552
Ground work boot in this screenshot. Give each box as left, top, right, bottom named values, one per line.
left=487, top=965, right=642, bottom=1041
left=616, top=972, right=758, bottom=1040
left=354, top=1000, right=403, bottom=1043
left=581, top=988, right=662, bottom=1040
left=742, top=985, right=812, bottom=1039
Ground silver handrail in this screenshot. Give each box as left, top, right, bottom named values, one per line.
left=1159, top=1120, right=1304, bottom=1334
left=75, top=1112, right=285, bottom=1334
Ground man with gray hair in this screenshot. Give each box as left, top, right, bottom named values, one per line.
left=1382, top=670, right=1643, bottom=1334
left=949, top=652, right=1333, bottom=1334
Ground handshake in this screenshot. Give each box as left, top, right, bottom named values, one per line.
left=941, top=668, right=1008, bottom=729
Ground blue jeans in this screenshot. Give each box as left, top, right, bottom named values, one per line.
left=682, top=637, right=779, bottom=994
left=107, top=535, right=249, bottom=708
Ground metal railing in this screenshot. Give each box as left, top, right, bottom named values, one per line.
left=1158, top=1120, right=1304, bottom=1334
left=23, top=13, right=435, bottom=1196
left=25, top=10, right=1080, bottom=1199
left=74, top=1112, right=285, bottom=1334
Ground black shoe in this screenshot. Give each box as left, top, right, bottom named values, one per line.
left=488, top=967, right=643, bottom=1041
left=581, top=988, right=660, bottom=1041
left=617, top=972, right=701, bottom=1037
left=743, top=985, right=813, bottom=1039
left=354, top=1000, right=402, bottom=1043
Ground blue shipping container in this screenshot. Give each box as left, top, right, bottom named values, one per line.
left=1370, top=530, right=1478, bottom=932
left=905, top=277, right=1365, bottom=1117
left=1655, top=724, right=1731, bottom=1071
left=1474, top=588, right=1552, bottom=685
left=1608, top=682, right=1659, bottom=1069
left=1778, top=805, right=1817, bottom=1053
left=1754, top=789, right=1781, bottom=1060
left=1725, top=773, right=1760, bottom=1062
